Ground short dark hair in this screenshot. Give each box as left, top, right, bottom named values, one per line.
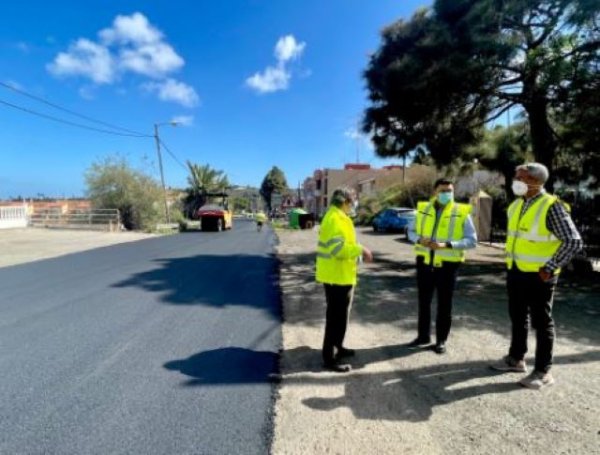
left=434, top=178, right=454, bottom=189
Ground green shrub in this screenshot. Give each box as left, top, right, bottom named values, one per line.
left=85, top=156, right=164, bottom=231
left=356, top=178, right=433, bottom=225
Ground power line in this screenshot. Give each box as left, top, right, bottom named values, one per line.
left=1, top=83, right=192, bottom=187
left=159, top=138, right=188, bottom=170
left=0, top=81, right=151, bottom=137
left=0, top=97, right=151, bottom=138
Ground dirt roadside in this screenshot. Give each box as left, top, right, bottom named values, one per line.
left=273, top=227, right=599, bottom=455
left=0, top=228, right=156, bottom=268
left=2, top=226, right=597, bottom=454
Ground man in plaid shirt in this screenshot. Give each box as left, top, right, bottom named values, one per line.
left=492, top=162, right=583, bottom=389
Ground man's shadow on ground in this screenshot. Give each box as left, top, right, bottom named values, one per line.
left=162, top=344, right=600, bottom=422
left=282, top=345, right=600, bottom=422
left=281, top=343, right=419, bottom=374
left=164, top=347, right=279, bottom=386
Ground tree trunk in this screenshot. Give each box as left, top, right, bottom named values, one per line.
left=503, top=168, right=515, bottom=201
left=524, top=97, right=557, bottom=191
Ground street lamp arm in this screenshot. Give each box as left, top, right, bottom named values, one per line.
left=155, top=121, right=180, bottom=128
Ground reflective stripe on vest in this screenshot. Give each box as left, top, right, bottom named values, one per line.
left=414, top=200, right=469, bottom=266
left=317, top=236, right=345, bottom=259
left=505, top=252, right=554, bottom=262
left=505, top=194, right=561, bottom=273
left=315, top=206, right=361, bottom=285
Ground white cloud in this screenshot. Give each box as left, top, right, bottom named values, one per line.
left=274, top=35, right=305, bottom=62
left=4, top=80, right=24, bottom=90
left=101, top=12, right=184, bottom=78
left=344, top=128, right=362, bottom=140
left=119, top=42, right=184, bottom=78
left=47, top=38, right=115, bottom=84
left=47, top=12, right=196, bottom=105
left=246, top=64, right=290, bottom=94
left=170, top=115, right=194, bottom=126
left=100, top=12, right=162, bottom=45
left=344, top=128, right=374, bottom=149
left=246, top=35, right=306, bottom=94
left=143, top=78, right=199, bottom=107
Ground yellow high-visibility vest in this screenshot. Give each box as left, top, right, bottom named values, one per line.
left=316, top=205, right=363, bottom=285
left=414, top=199, right=471, bottom=267
left=505, top=193, right=562, bottom=273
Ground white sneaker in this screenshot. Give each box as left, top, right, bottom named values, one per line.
left=519, top=371, right=555, bottom=390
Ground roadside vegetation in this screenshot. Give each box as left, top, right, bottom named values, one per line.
left=363, top=0, right=599, bottom=191
left=85, top=156, right=165, bottom=231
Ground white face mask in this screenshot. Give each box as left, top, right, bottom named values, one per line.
left=348, top=200, right=358, bottom=217
left=511, top=180, right=528, bottom=196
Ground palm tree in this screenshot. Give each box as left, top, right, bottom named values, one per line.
left=184, top=161, right=230, bottom=217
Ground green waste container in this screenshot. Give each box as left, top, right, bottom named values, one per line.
left=288, top=208, right=308, bottom=229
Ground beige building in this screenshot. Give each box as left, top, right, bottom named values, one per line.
left=302, top=163, right=434, bottom=215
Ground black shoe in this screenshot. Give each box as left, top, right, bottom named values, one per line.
left=434, top=343, right=446, bottom=354
left=336, top=347, right=356, bottom=359
left=323, top=361, right=352, bottom=373
left=407, top=337, right=431, bottom=349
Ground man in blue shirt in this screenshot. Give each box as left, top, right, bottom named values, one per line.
left=406, top=178, right=477, bottom=354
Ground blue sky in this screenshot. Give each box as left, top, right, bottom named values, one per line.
left=1, top=0, right=429, bottom=198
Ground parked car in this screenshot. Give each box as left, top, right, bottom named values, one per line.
left=372, top=207, right=416, bottom=236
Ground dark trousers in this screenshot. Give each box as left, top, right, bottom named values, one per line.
left=507, top=267, right=557, bottom=373
left=416, top=257, right=460, bottom=343
left=322, top=284, right=354, bottom=363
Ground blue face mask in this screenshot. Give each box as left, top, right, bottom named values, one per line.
left=437, top=191, right=454, bottom=205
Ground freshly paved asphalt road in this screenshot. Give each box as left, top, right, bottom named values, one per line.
left=0, top=220, right=282, bottom=455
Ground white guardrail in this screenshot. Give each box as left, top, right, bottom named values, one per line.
left=0, top=205, right=28, bottom=229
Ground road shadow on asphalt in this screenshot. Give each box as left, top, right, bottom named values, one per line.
left=285, top=349, right=600, bottom=422
left=111, top=254, right=282, bottom=320
left=164, top=347, right=279, bottom=386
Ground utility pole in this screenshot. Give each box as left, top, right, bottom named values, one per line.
left=154, top=123, right=171, bottom=223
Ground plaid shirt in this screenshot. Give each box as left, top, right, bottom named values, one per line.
left=518, top=192, right=583, bottom=272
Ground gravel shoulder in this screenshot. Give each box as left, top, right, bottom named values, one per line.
left=0, top=228, right=156, bottom=268
left=3, top=226, right=597, bottom=454
left=273, top=227, right=600, bottom=455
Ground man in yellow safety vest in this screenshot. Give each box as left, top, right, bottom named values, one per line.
left=407, top=178, right=477, bottom=354
left=316, top=187, right=373, bottom=372
left=255, top=211, right=267, bottom=231
left=491, top=163, right=583, bottom=389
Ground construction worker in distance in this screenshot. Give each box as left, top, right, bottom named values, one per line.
left=407, top=178, right=477, bottom=354
left=316, top=187, right=373, bottom=372
left=255, top=210, right=267, bottom=231
left=491, top=163, right=583, bottom=390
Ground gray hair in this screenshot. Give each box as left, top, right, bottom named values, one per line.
left=331, top=187, right=356, bottom=207
left=516, top=162, right=549, bottom=184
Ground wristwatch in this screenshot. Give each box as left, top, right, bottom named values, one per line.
left=445, top=241, right=452, bottom=248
